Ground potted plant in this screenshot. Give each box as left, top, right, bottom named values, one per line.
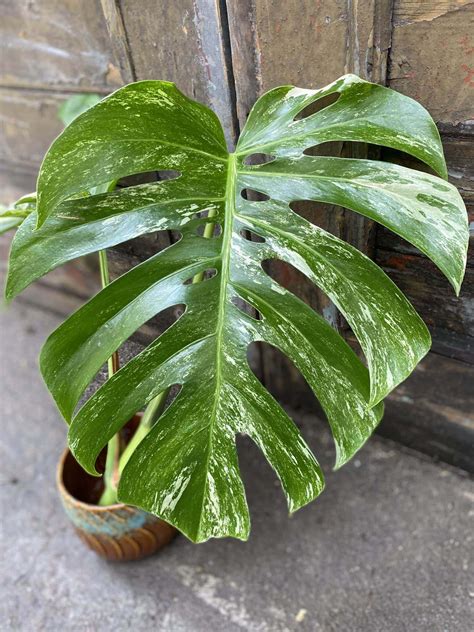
left=4, top=74, right=468, bottom=556
left=2, top=95, right=177, bottom=560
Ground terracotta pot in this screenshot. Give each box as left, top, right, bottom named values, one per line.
left=57, top=446, right=177, bottom=562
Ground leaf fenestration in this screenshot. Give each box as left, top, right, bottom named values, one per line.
left=6, top=75, right=468, bottom=541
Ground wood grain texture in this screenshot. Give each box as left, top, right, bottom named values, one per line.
left=100, top=0, right=135, bottom=84
left=389, top=0, right=474, bottom=125
left=1, top=0, right=122, bottom=92
left=377, top=247, right=474, bottom=340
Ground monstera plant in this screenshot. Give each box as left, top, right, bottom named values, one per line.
left=6, top=74, right=468, bottom=543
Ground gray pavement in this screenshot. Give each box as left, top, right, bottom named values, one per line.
left=1, top=300, right=473, bottom=631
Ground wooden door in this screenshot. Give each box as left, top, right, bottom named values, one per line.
left=1, top=0, right=472, bottom=469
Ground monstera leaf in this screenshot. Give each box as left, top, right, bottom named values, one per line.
left=6, top=75, right=468, bottom=542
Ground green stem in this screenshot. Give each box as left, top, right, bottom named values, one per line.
left=98, top=249, right=120, bottom=506
left=118, top=390, right=168, bottom=474
left=192, top=210, right=218, bottom=283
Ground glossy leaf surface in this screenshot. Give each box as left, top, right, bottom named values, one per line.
left=6, top=75, right=468, bottom=541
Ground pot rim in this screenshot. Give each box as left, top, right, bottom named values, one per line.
left=57, top=447, right=129, bottom=512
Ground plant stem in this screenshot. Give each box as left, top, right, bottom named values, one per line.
left=98, top=249, right=120, bottom=506
left=192, top=211, right=218, bottom=283
left=118, top=390, right=168, bottom=474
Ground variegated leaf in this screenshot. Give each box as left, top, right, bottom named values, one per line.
left=6, top=75, right=468, bottom=541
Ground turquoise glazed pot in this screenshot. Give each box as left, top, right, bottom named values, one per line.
left=57, top=448, right=177, bottom=561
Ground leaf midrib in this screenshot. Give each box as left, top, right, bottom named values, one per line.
left=194, top=153, right=237, bottom=540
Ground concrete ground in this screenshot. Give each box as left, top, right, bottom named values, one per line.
left=1, top=300, right=473, bottom=632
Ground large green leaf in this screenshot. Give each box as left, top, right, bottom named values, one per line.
left=6, top=75, right=468, bottom=542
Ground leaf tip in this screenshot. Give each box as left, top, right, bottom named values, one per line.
left=67, top=436, right=101, bottom=477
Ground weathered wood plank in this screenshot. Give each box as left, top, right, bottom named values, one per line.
left=379, top=351, right=474, bottom=472
left=430, top=329, right=474, bottom=365
left=118, top=0, right=238, bottom=146
left=0, top=163, right=36, bottom=205
left=389, top=0, right=474, bottom=126
left=1, top=0, right=122, bottom=92
left=0, top=89, right=68, bottom=170
left=227, top=0, right=393, bottom=129
left=100, top=0, right=135, bottom=84
left=443, top=130, right=474, bottom=202
left=376, top=248, right=474, bottom=338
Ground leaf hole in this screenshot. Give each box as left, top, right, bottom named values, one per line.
left=242, top=153, right=275, bottom=166
left=303, top=140, right=367, bottom=157
left=293, top=91, right=341, bottom=121
left=194, top=209, right=209, bottom=219
left=116, top=170, right=181, bottom=189
left=116, top=171, right=162, bottom=188
left=380, top=146, right=436, bottom=176
left=130, top=304, right=188, bottom=349
left=262, top=258, right=339, bottom=328
left=183, top=268, right=218, bottom=285
left=288, top=200, right=344, bottom=235
left=231, top=295, right=261, bottom=321
left=247, top=342, right=324, bottom=418
left=239, top=228, right=266, bottom=243
left=241, top=188, right=270, bottom=201
left=156, top=170, right=181, bottom=181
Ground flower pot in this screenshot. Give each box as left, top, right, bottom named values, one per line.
left=57, top=445, right=177, bottom=562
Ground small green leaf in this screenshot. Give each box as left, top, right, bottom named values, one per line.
left=0, top=193, right=36, bottom=236
left=58, top=93, right=102, bottom=127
